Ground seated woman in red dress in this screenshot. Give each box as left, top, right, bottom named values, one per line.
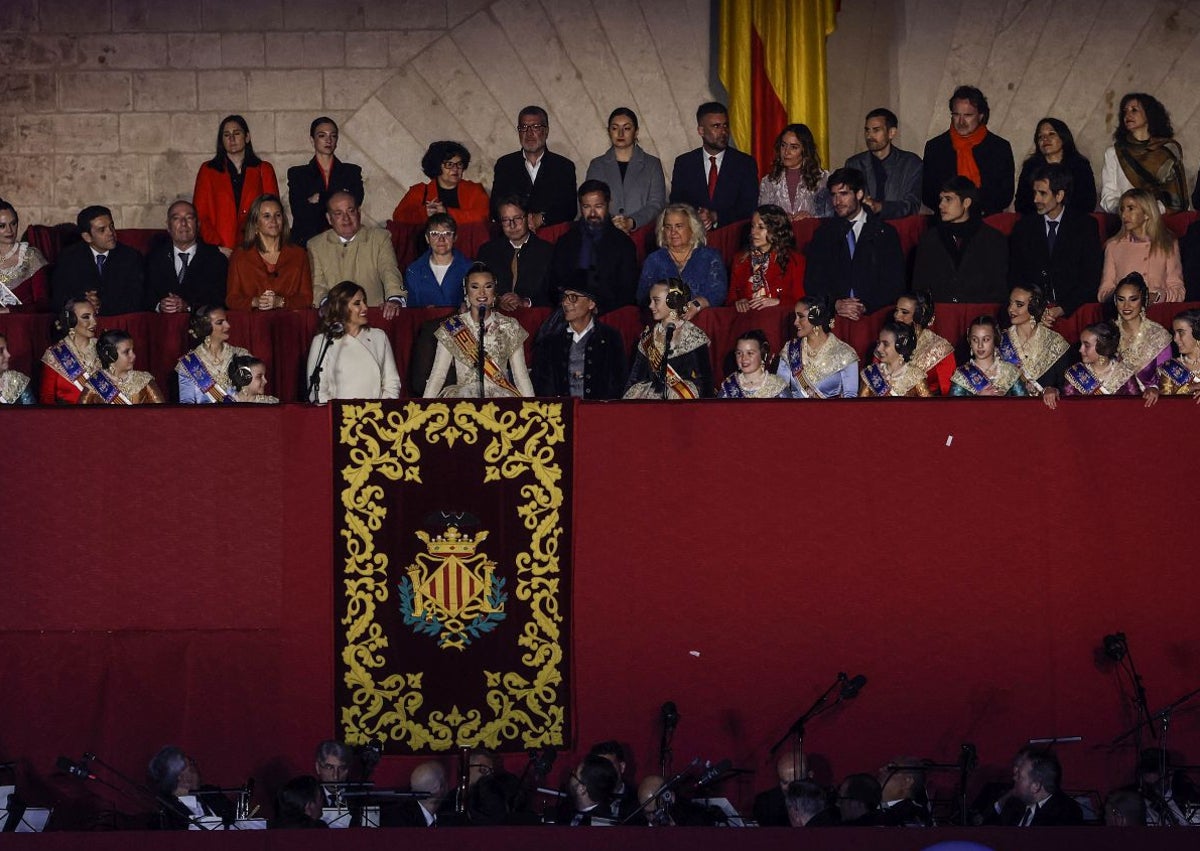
left=891, top=290, right=955, bottom=395
left=39, top=297, right=101, bottom=405
left=392, top=141, right=490, bottom=227
left=727, top=204, right=803, bottom=312
left=226, top=194, right=313, bottom=311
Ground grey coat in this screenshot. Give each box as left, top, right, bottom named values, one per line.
left=585, top=145, right=667, bottom=229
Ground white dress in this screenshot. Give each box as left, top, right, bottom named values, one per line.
left=306, top=327, right=401, bottom=402
left=424, top=312, right=534, bottom=398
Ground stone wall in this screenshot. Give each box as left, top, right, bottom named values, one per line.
left=5, top=0, right=1200, bottom=233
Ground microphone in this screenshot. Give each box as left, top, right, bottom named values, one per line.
left=478, top=304, right=487, bottom=320
left=663, top=322, right=677, bottom=353
left=55, top=756, right=97, bottom=780
left=661, top=701, right=679, bottom=732
left=840, top=674, right=867, bottom=700
left=695, top=759, right=732, bottom=787
left=326, top=321, right=344, bottom=338
left=1103, top=632, right=1128, bottom=662
left=530, top=746, right=557, bottom=778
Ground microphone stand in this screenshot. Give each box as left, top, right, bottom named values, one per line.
left=622, top=757, right=699, bottom=825
left=1114, top=682, right=1200, bottom=822
left=307, top=326, right=338, bottom=403
left=477, top=305, right=487, bottom=397
left=82, top=751, right=215, bottom=831
left=659, top=720, right=676, bottom=778
left=767, top=673, right=847, bottom=782
left=659, top=323, right=675, bottom=400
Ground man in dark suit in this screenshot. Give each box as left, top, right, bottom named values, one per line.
left=878, top=757, right=932, bottom=827
left=669, top=102, right=759, bottom=230
left=381, top=761, right=451, bottom=827
left=51, top=205, right=146, bottom=315
left=558, top=755, right=618, bottom=826
left=922, top=85, right=1014, bottom=216
left=785, top=780, right=840, bottom=827
left=548, top=180, right=637, bottom=314
left=994, top=748, right=1083, bottom=826
left=287, top=116, right=364, bottom=247
left=146, top=200, right=229, bottom=313
left=476, top=194, right=553, bottom=308
left=803, top=167, right=905, bottom=319
left=912, top=175, right=1009, bottom=303
left=1009, top=163, right=1102, bottom=323
left=490, top=105, right=578, bottom=229
left=752, top=752, right=804, bottom=826
left=844, top=107, right=924, bottom=219
left=532, top=280, right=627, bottom=400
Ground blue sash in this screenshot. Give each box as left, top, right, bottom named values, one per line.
left=180, top=352, right=234, bottom=403
left=862, top=363, right=890, bottom=396
left=956, top=362, right=991, bottom=394
left=50, top=342, right=87, bottom=384
left=998, top=334, right=1020, bottom=367
left=718, top=374, right=746, bottom=398
left=1065, top=362, right=1101, bottom=395
left=84, top=371, right=127, bottom=404
left=1161, top=358, right=1191, bottom=386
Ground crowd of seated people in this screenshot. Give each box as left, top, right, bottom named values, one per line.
left=114, top=738, right=1196, bottom=830
left=7, top=87, right=1200, bottom=406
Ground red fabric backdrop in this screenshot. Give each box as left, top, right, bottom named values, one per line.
left=2, top=400, right=1199, bottom=833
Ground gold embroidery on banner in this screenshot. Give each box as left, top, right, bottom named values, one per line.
left=336, top=401, right=566, bottom=752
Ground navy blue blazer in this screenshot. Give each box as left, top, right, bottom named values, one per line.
left=50, top=241, right=146, bottom=315
left=669, top=147, right=759, bottom=226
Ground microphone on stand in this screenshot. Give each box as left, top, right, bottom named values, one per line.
left=55, top=756, right=97, bottom=781
left=840, top=674, right=868, bottom=700
left=659, top=323, right=677, bottom=399
left=325, top=321, right=344, bottom=340
left=661, top=701, right=679, bottom=732
left=477, top=304, right=487, bottom=396
left=695, top=759, right=732, bottom=787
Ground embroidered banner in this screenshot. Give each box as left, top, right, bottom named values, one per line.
left=332, top=400, right=572, bottom=754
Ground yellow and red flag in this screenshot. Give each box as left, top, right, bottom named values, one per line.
left=719, top=0, right=839, bottom=176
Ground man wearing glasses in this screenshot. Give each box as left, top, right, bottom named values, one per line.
left=476, top=194, right=554, bottom=308
left=491, top=106, right=578, bottom=230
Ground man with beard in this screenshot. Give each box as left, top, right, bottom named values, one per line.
left=844, top=108, right=923, bottom=219
left=548, top=180, right=637, bottom=313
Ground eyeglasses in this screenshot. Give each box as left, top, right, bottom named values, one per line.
left=442, top=160, right=466, bottom=171
left=428, top=230, right=455, bottom=240
left=499, top=216, right=526, bottom=226
left=517, top=123, right=547, bottom=133
left=561, top=293, right=586, bottom=303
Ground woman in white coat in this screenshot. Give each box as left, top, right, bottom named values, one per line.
left=306, top=280, right=401, bottom=402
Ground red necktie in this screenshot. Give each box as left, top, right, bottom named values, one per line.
left=707, top=155, right=718, bottom=200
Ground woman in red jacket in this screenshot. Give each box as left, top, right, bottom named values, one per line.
left=392, top=141, right=490, bottom=226
left=193, top=115, right=279, bottom=254
left=727, top=204, right=804, bottom=312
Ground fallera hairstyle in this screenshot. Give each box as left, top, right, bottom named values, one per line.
left=797, top=295, right=834, bottom=332
left=881, top=320, right=917, bottom=362
left=949, top=85, right=989, bottom=123
left=968, top=314, right=1002, bottom=344
left=696, top=101, right=728, bottom=123
left=206, top=114, right=262, bottom=171
left=735, top=328, right=771, bottom=361
left=770, top=123, right=823, bottom=190
left=826, top=167, right=865, bottom=194
left=0, top=199, right=18, bottom=229
left=652, top=277, right=693, bottom=315
left=607, top=107, right=639, bottom=131
left=52, top=296, right=92, bottom=340
left=897, top=290, right=936, bottom=329
left=578, top=179, right=611, bottom=203
left=1112, top=188, right=1174, bottom=257
left=865, top=107, right=898, bottom=129
left=746, top=204, right=795, bottom=270
left=655, top=203, right=706, bottom=251
left=1010, top=283, right=1048, bottom=322
left=1113, top=271, right=1150, bottom=306
left=462, top=260, right=497, bottom=294
left=187, top=303, right=229, bottom=344
left=1030, top=163, right=1074, bottom=199
left=1115, top=93, right=1174, bottom=144
left=1174, top=308, right=1200, bottom=341
left=147, top=746, right=188, bottom=798
left=309, top=116, right=337, bottom=137
left=228, top=354, right=264, bottom=391
left=421, top=140, right=471, bottom=180
left=97, top=329, right=132, bottom=369
left=242, top=194, right=290, bottom=250
left=320, top=281, right=367, bottom=337
left=77, top=205, right=112, bottom=236
left=1084, top=322, right=1121, bottom=359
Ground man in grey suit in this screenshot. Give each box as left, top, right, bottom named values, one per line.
left=844, top=108, right=923, bottom=219
left=585, top=107, right=666, bottom=233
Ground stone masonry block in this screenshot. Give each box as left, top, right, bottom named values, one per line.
left=149, top=152, right=211, bottom=205
left=113, top=0, right=202, bottom=32
left=0, top=0, right=37, bottom=33
left=58, top=72, right=133, bottom=113
left=0, top=36, right=78, bottom=70
left=53, top=114, right=121, bottom=153
left=54, top=155, right=149, bottom=206
left=266, top=32, right=345, bottom=69
left=283, top=0, right=366, bottom=30
left=247, top=70, right=324, bottom=111
left=196, top=70, right=248, bottom=112
left=133, top=71, right=198, bottom=112
left=76, top=35, right=170, bottom=69
left=221, top=33, right=265, bottom=68
left=16, top=117, right=53, bottom=154
left=0, top=156, right=54, bottom=207
left=201, top=0, right=283, bottom=32
left=119, top=113, right=171, bottom=153
left=168, top=34, right=222, bottom=69
left=39, top=0, right=112, bottom=33
left=366, top=1, right=447, bottom=29
left=346, top=33, right=389, bottom=68
left=0, top=74, right=58, bottom=114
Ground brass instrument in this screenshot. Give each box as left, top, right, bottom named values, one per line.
left=454, top=747, right=470, bottom=815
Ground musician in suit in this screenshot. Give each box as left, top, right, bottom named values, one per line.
left=878, top=758, right=932, bottom=826
left=490, top=106, right=578, bottom=229
left=381, top=761, right=451, bottom=827
left=589, top=741, right=641, bottom=824
left=994, top=749, right=1083, bottom=826
left=585, top=107, right=666, bottom=232
left=475, top=195, right=554, bottom=308
left=548, top=180, right=637, bottom=314
left=786, top=780, right=840, bottom=827
left=51, top=205, right=146, bottom=315
left=286, top=116, right=364, bottom=247
left=669, top=102, right=759, bottom=231
left=1008, top=163, right=1102, bottom=324
left=147, top=745, right=236, bottom=830
left=559, top=755, right=618, bottom=826
left=752, top=752, right=805, bottom=827
left=803, top=168, right=905, bottom=320
left=147, top=201, right=228, bottom=313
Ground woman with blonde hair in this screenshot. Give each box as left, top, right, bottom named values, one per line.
left=635, top=203, right=727, bottom=316
left=227, top=194, right=313, bottom=310
left=1097, top=188, right=1184, bottom=303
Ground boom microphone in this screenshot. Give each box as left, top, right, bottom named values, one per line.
left=661, top=701, right=679, bottom=732
left=840, top=674, right=867, bottom=700
left=55, top=756, right=96, bottom=781
left=695, top=759, right=732, bottom=787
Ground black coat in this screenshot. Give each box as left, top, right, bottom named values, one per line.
left=548, top=222, right=637, bottom=314
left=1009, top=209, right=1103, bottom=317
left=145, top=241, right=229, bottom=310
left=751, top=786, right=787, bottom=826
left=51, top=241, right=146, bottom=315
left=669, top=147, right=759, bottom=227
left=803, top=213, right=905, bottom=314
left=922, top=130, right=1015, bottom=216
left=996, top=791, right=1084, bottom=826
left=1015, top=152, right=1098, bottom=214
left=476, top=235, right=554, bottom=307
left=491, top=149, right=578, bottom=226
left=1178, top=218, right=1200, bottom=301
left=912, top=217, right=1010, bottom=304
left=286, top=157, right=365, bottom=246
left=532, top=318, right=627, bottom=399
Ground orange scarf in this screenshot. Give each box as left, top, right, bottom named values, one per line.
left=949, top=123, right=988, bottom=189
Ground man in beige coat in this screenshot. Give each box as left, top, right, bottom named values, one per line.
left=308, top=191, right=406, bottom=316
